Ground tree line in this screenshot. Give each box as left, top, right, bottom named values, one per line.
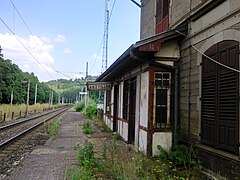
left=0, top=57, right=100, bottom=105
left=0, top=58, right=53, bottom=104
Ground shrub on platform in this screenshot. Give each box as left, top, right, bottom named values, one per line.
left=82, top=122, right=93, bottom=134
left=75, top=101, right=85, bottom=112
left=85, top=100, right=97, bottom=119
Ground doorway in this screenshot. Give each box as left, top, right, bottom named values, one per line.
left=113, top=85, right=119, bottom=132
left=128, top=78, right=137, bottom=144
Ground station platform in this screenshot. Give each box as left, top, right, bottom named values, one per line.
left=6, top=111, right=123, bottom=180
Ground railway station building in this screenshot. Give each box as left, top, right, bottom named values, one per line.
left=96, top=0, right=240, bottom=177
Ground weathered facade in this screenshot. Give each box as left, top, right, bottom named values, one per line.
left=97, top=0, right=240, bottom=178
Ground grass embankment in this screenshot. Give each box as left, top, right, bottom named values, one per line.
left=0, top=103, right=65, bottom=122
left=0, top=103, right=52, bottom=121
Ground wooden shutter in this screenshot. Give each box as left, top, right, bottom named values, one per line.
left=201, top=46, right=217, bottom=146
left=201, top=40, right=239, bottom=154
left=155, top=0, right=169, bottom=34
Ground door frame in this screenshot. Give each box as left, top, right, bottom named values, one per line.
left=128, top=77, right=137, bottom=144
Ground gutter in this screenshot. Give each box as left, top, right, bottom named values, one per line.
left=173, top=59, right=179, bottom=149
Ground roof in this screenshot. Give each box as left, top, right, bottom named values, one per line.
left=96, top=25, right=187, bottom=82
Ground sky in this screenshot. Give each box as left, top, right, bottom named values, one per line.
left=0, top=0, right=141, bottom=82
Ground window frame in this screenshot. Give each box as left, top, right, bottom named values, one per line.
left=155, top=0, right=169, bottom=34
left=123, top=80, right=129, bottom=120
left=153, top=72, right=171, bottom=129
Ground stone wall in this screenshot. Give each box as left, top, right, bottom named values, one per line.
left=140, top=0, right=155, bottom=39
left=178, top=0, right=240, bottom=141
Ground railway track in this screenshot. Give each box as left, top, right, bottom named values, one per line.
left=0, top=105, right=71, bottom=179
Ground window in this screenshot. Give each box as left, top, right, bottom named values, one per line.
left=156, top=0, right=169, bottom=34
left=105, top=90, right=111, bottom=115
left=123, top=80, right=129, bottom=119
left=154, top=72, right=171, bottom=128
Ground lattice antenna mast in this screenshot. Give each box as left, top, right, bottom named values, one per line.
left=101, top=0, right=110, bottom=73
left=0, top=46, right=3, bottom=57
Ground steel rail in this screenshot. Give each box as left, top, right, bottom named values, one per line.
left=0, top=106, right=66, bottom=131
left=0, top=106, right=69, bottom=149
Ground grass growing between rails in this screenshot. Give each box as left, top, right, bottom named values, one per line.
left=47, top=117, right=62, bottom=139
left=69, top=136, right=202, bottom=180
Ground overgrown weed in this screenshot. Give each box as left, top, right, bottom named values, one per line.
left=70, top=138, right=201, bottom=179
left=47, top=117, right=61, bottom=139
left=82, top=121, right=94, bottom=134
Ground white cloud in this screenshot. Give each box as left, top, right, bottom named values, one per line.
left=54, top=34, right=66, bottom=42
left=63, top=48, right=72, bottom=54
left=41, top=34, right=66, bottom=44
left=0, top=33, right=56, bottom=81
left=40, top=36, right=51, bottom=44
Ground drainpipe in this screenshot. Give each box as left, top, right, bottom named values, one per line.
left=173, top=59, right=179, bottom=150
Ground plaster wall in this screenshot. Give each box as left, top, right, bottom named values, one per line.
left=135, top=75, right=141, bottom=149
left=122, top=121, right=128, bottom=142
left=139, top=129, right=148, bottom=154
left=152, top=132, right=172, bottom=155
left=119, top=81, right=124, bottom=119
left=140, top=71, right=149, bottom=128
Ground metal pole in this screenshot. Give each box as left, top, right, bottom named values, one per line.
left=85, top=62, right=88, bottom=107
left=51, top=91, right=53, bottom=105
left=58, top=92, right=60, bottom=104
left=10, top=89, right=13, bottom=106
left=34, top=84, right=38, bottom=105
left=48, top=91, right=51, bottom=109
left=26, top=79, right=30, bottom=115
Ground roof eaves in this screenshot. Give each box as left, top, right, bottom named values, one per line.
left=96, top=44, right=135, bottom=82
left=135, top=25, right=187, bottom=48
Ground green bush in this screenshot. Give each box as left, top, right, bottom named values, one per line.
left=72, top=140, right=97, bottom=179
left=156, top=144, right=202, bottom=178
left=85, top=100, right=97, bottom=119
left=82, top=122, right=94, bottom=134
left=75, top=101, right=85, bottom=112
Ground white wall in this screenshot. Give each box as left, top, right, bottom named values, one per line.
left=140, top=71, right=149, bottom=128
left=152, top=132, right=172, bottom=155
left=135, top=75, right=141, bottom=149
left=139, top=129, right=148, bottom=154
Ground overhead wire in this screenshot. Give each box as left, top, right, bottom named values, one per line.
left=9, top=0, right=59, bottom=76
left=9, top=0, right=83, bottom=81
left=89, top=0, right=117, bottom=74
left=0, top=17, right=56, bottom=79
left=174, top=30, right=240, bottom=73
